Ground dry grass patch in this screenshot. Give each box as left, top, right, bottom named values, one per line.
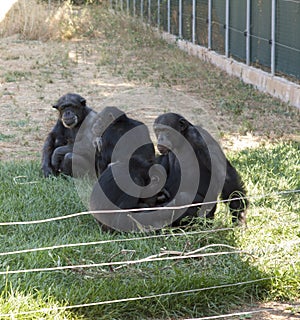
left=0, top=0, right=107, bottom=41
left=0, top=0, right=53, bottom=40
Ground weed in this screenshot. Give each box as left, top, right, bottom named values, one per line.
left=3, top=71, right=32, bottom=83
left=0, top=0, right=53, bottom=40
left=8, top=119, right=30, bottom=128
left=0, top=133, right=15, bottom=141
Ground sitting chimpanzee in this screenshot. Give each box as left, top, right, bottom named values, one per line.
left=90, top=107, right=167, bottom=231
left=90, top=155, right=167, bottom=232
left=153, top=112, right=248, bottom=225
left=92, top=106, right=156, bottom=176
left=41, top=93, right=96, bottom=177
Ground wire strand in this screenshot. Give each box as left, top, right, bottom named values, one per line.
left=0, top=189, right=298, bottom=226
left=0, top=228, right=235, bottom=257
left=0, top=278, right=272, bottom=317
left=0, top=250, right=247, bottom=275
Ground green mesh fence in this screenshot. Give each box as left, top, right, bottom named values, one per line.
left=276, top=0, right=300, bottom=79
left=211, top=0, right=225, bottom=55
left=195, top=0, right=208, bottom=47
left=170, top=0, right=179, bottom=36
left=160, top=0, right=168, bottom=32
left=229, top=0, right=246, bottom=62
left=113, top=0, right=300, bottom=81
left=251, top=0, right=272, bottom=69
left=182, top=1, right=192, bottom=41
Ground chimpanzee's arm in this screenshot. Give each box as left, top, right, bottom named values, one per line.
left=41, top=121, right=65, bottom=177
left=188, top=126, right=216, bottom=172
left=51, top=144, right=73, bottom=173
left=41, top=129, right=57, bottom=177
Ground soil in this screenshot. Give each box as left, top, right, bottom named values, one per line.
left=1, top=37, right=299, bottom=163
left=230, top=302, right=300, bottom=320
left=0, top=37, right=217, bottom=161
left=0, top=37, right=136, bottom=161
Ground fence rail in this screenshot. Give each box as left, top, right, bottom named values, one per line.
left=110, top=0, right=300, bottom=82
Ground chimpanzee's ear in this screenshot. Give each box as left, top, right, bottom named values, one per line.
left=80, top=97, right=86, bottom=106
left=179, top=118, right=188, bottom=131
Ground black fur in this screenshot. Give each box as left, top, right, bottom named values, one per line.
left=154, top=112, right=248, bottom=225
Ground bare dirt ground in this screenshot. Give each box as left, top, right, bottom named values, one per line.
left=0, top=37, right=216, bottom=161
left=0, top=37, right=135, bottom=161
left=231, top=302, right=300, bottom=320
left=0, top=35, right=299, bottom=319
left=0, top=36, right=299, bottom=163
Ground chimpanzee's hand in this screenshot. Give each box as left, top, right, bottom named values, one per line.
left=42, top=165, right=54, bottom=178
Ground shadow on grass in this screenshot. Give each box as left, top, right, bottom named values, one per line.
left=1, top=140, right=299, bottom=319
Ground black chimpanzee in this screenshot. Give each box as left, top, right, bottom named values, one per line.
left=41, top=93, right=96, bottom=177
left=92, top=106, right=156, bottom=176
left=90, top=155, right=167, bottom=232
left=153, top=112, right=248, bottom=225
left=90, top=107, right=167, bottom=231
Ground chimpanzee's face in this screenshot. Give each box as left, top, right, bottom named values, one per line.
left=53, top=93, right=87, bottom=129
left=153, top=125, right=173, bottom=155
left=154, top=113, right=189, bottom=154
left=59, top=105, right=80, bottom=128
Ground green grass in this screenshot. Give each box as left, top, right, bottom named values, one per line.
left=0, top=3, right=299, bottom=318
left=2, top=71, right=32, bottom=83
left=0, top=141, right=299, bottom=319
left=0, top=133, right=15, bottom=142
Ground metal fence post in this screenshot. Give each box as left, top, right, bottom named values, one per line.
left=141, top=0, right=144, bottom=20
left=225, top=0, right=229, bottom=58
left=179, top=0, right=182, bottom=38
left=208, top=0, right=212, bottom=49
left=271, top=0, right=276, bottom=75
left=192, top=0, right=196, bottom=44
left=148, top=0, right=151, bottom=23
left=246, top=0, right=251, bottom=65
left=133, top=0, right=136, bottom=16
left=127, top=0, right=129, bottom=15
left=167, top=0, right=171, bottom=33
left=157, top=0, right=160, bottom=27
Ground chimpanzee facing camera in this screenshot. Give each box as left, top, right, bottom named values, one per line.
left=41, top=93, right=96, bottom=177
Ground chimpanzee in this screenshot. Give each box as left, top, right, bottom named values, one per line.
left=90, top=107, right=168, bottom=231
left=92, top=106, right=156, bottom=176
left=153, top=112, right=248, bottom=225
left=90, top=155, right=168, bottom=232
left=41, top=93, right=96, bottom=177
